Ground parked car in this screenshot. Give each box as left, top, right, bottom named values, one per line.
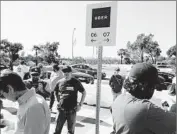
left=156, top=62, right=167, bottom=66
left=43, top=66, right=94, bottom=84
left=156, top=65, right=173, bottom=73
left=156, top=71, right=175, bottom=91
left=71, top=64, right=106, bottom=79
left=158, top=71, right=175, bottom=83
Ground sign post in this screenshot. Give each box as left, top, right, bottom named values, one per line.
left=86, top=2, right=117, bottom=134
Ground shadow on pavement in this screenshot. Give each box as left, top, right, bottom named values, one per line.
left=77, top=115, right=112, bottom=127
left=50, top=117, right=85, bottom=127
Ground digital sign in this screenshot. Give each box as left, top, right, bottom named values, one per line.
left=91, top=7, right=111, bottom=28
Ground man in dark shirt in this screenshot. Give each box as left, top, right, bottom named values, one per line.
left=54, top=66, right=86, bottom=134
left=109, top=67, right=124, bottom=101
left=111, top=63, right=176, bottom=134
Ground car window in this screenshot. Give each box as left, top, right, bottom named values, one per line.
left=85, top=65, right=90, bottom=69
left=158, top=65, right=168, bottom=68
left=80, top=65, right=84, bottom=69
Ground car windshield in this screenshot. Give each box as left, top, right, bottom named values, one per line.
left=157, top=65, right=170, bottom=68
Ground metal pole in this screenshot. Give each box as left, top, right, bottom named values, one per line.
left=72, top=28, right=76, bottom=59
left=36, top=49, right=38, bottom=66
left=96, top=46, right=103, bottom=134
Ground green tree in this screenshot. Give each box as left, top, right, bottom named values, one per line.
left=167, top=45, right=176, bottom=57
left=144, top=41, right=161, bottom=64
left=37, top=42, right=60, bottom=65
left=0, top=39, right=23, bottom=70
left=127, top=33, right=160, bottom=63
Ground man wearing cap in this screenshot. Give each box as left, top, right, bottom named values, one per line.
left=109, top=67, right=124, bottom=101
left=53, top=66, right=86, bottom=134
left=0, top=71, right=51, bottom=134
left=111, top=63, right=176, bottom=134
left=24, top=69, right=51, bottom=100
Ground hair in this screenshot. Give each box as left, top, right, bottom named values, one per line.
left=0, top=72, right=26, bottom=93
left=53, top=64, right=60, bottom=71
left=20, top=60, right=25, bottom=65
left=38, top=63, right=43, bottom=68
left=123, top=77, right=155, bottom=99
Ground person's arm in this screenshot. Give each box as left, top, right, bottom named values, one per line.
left=109, top=76, right=114, bottom=88
left=54, top=83, right=60, bottom=102
left=43, top=81, right=51, bottom=93
left=79, top=90, right=86, bottom=107
left=75, top=80, right=86, bottom=111
left=23, top=104, right=50, bottom=134
left=146, top=103, right=176, bottom=134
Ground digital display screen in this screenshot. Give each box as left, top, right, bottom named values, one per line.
left=92, top=7, right=111, bottom=28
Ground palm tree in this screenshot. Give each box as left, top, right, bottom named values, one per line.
left=33, top=45, right=41, bottom=66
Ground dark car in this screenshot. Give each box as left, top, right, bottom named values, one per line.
left=158, top=71, right=175, bottom=83
left=42, top=66, right=94, bottom=84
left=156, top=71, right=175, bottom=91
left=71, top=64, right=106, bottom=79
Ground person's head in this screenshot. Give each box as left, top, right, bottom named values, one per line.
left=123, top=63, right=165, bottom=100
left=31, top=72, right=40, bottom=82
left=20, top=60, right=25, bottom=65
left=114, top=67, right=120, bottom=75
left=53, top=64, right=60, bottom=72
left=0, top=71, right=26, bottom=102
left=62, top=66, right=72, bottom=80
left=37, top=63, right=43, bottom=69
left=38, top=81, right=45, bottom=92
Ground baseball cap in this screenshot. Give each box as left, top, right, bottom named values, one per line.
left=115, top=67, right=120, bottom=72
left=62, top=66, right=72, bottom=73
left=30, top=72, right=40, bottom=76
left=129, top=63, right=164, bottom=84
left=37, top=63, right=43, bottom=68
left=30, top=67, right=40, bottom=76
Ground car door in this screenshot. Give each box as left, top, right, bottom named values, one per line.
left=72, top=65, right=81, bottom=72
left=85, top=65, right=93, bottom=75
left=79, top=65, right=86, bottom=73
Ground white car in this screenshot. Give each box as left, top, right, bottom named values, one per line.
left=156, top=65, right=173, bottom=73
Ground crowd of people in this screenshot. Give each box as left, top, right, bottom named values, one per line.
left=0, top=61, right=176, bottom=134
left=0, top=61, right=86, bottom=134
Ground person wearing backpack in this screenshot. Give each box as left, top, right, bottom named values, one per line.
left=109, top=67, right=124, bottom=101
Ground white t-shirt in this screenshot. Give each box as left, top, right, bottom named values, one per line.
left=50, top=70, right=64, bottom=92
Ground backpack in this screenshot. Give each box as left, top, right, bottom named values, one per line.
left=110, top=75, right=124, bottom=93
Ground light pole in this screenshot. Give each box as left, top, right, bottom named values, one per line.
left=72, top=28, right=76, bottom=59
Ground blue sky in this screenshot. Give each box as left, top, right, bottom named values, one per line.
left=1, top=1, right=176, bottom=58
